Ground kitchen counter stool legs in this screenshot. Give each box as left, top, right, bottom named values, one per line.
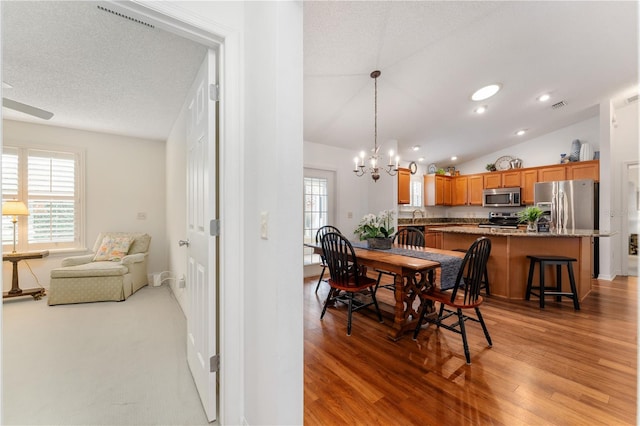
left=525, top=255, right=579, bottom=310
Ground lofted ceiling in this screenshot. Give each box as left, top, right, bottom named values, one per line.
left=1, top=1, right=637, bottom=164
left=1, top=1, right=207, bottom=142
left=304, top=1, right=639, bottom=165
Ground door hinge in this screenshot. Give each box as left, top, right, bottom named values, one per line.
left=210, top=354, right=220, bottom=373
left=210, top=219, right=220, bottom=236
left=209, top=84, right=220, bottom=102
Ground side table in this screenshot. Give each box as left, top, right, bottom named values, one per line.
left=3, top=250, right=49, bottom=300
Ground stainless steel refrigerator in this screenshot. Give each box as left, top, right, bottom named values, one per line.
left=534, top=178, right=599, bottom=275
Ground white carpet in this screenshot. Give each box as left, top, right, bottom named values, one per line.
left=2, top=285, right=210, bottom=425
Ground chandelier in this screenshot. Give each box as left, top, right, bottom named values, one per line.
left=353, top=70, right=398, bottom=182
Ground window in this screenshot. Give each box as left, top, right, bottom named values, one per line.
left=411, top=180, right=423, bottom=207
left=303, top=176, right=328, bottom=265
left=2, top=145, right=84, bottom=252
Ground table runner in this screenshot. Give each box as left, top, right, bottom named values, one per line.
left=351, top=241, right=463, bottom=290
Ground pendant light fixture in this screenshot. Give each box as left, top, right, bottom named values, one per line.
left=353, top=70, right=398, bottom=182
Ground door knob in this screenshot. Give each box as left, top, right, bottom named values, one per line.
left=178, top=239, right=190, bottom=247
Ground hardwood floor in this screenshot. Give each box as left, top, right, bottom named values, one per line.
left=304, top=274, right=637, bottom=425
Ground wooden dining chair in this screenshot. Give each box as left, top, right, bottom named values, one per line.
left=377, top=227, right=425, bottom=291
left=314, top=225, right=341, bottom=293
left=320, top=231, right=383, bottom=336
left=413, top=236, right=492, bottom=364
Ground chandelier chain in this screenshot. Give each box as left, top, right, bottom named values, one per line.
left=374, top=74, right=377, bottom=153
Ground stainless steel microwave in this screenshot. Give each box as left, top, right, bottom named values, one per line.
left=482, top=187, right=521, bottom=207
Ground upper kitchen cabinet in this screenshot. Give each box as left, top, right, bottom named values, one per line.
left=567, top=160, right=600, bottom=181
left=483, top=173, right=502, bottom=189
left=424, top=174, right=452, bottom=206
left=521, top=169, right=538, bottom=205
left=452, top=176, right=468, bottom=206
left=538, top=165, right=566, bottom=182
left=397, top=167, right=411, bottom=204
left=502, top=170, right=522, bottom=188
left=452, top=175, right=483, bottom=206
left=483, top=170, right=521, bottom=189
left=468, top=175, right=483, bottom=205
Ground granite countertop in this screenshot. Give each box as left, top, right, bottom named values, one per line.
left=429, top=225, right=612, bottom=238
left=398, top=218, right=486, bottom=226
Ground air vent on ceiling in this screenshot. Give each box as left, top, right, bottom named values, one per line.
left=626, top=94, right=639, bottom=104
left=551, top=100, right=567, bottom=110
left=97, top=5, right=155, bottom=29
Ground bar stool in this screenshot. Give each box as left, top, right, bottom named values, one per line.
left=453, top=248, right=490, bottom=295
left=525, top=255, right=580, bottom=310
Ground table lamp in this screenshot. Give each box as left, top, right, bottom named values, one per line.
left=2, top=200, right=30, bottom=253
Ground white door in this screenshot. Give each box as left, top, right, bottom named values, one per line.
left=186, top=49, right=218, bottom=422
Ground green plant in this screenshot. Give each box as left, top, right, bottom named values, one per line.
left=436, top=168, right=446, bottom=175
left=516, top=206, right=543, bottom=223
left=354, top=210, right=395, bottom=240
left=486, top=163, right=497, bottom=171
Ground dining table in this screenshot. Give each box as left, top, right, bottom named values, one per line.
left=305, top=240, right=466, bottom=340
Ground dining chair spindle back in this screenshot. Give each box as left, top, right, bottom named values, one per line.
left=320, top=232, right=383, bottom=336
left=377, top=227, right=425, bottom=292
left=314, top=225, right=341, bottom=293
left=413, top=236, right=492, bottom=364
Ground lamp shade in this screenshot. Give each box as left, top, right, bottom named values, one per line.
left=2, top=200, right=30, bottom=216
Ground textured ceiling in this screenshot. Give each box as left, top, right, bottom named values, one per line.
left=304, top=1, right=639, bottom=165
left=1, top=1, right=207, bottom=141
left=1, top=1, right=637, bottom=163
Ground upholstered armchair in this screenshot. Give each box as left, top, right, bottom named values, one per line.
left=48, top=232, right=151, bottom=306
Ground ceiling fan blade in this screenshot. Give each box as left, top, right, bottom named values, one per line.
left=2, top=97, right=54, bottom=120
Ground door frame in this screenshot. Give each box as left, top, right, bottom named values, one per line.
left=102, top=2, right=243, bottom=423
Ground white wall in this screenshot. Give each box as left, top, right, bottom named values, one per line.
left=304, top=141, right=369, bottom=239
left=457, top=116, right=600, bottom=174
left=243, top=2, right=303, bottom=426
left=2, top=120, right=167, bottom=291
left=304, top=139, right=401, bottom=240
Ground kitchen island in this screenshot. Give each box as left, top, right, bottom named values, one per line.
left=431, top=226, right=609, bottom=301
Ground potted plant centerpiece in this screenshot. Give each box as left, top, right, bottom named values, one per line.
left=354, top=210, right=395, bottom=249
left=517, top=206, right=543, bottom=232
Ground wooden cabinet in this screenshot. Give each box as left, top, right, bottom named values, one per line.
left=567, top=160, right=599, bottom=181
left=538, top=166, right=566, bottom=182
left=397, top=168, right=411, bottom=204
left=424, top=231, right=442, bottom=249
left=452, top=175, right=483, bottom=206
left=468, top=175, right=483, bottom=205
left=421, top=161, right=597, bottom=208
left=483, top=173, right=501, bottom=189
left=452, top=176, right=468, bottom=206
left=502, top=170, right=522, bottom=188
left=521, top=169, right=538, bottom=205
left=424, top=175, right=452, bottom=206
left=483, top=170, right=521, bottom=189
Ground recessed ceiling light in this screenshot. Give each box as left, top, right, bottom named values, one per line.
left=471, top=84, right=501, bottom=101
left=451, top=156, right=457, bottom=161
left=474, top=105, right=488, bottom=114
left=537, top=93, right=551, bottom=102
left=516, top=129, right=526, bottom=136
left=412, top=145, right=420, bottom=151
left=418, top=157, right=425, bottom=162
